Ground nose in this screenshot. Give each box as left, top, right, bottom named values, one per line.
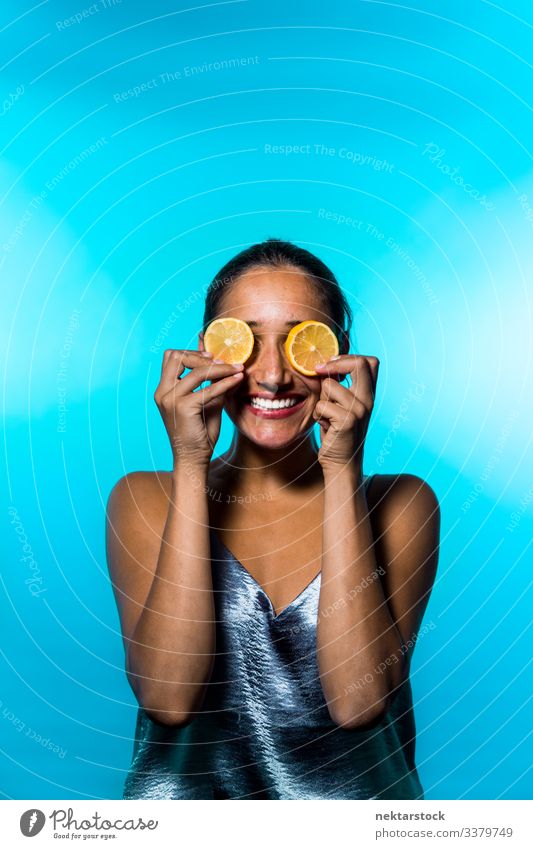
left=249, top=335, right=291, bottom=393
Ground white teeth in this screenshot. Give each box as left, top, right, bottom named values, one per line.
left=249, top=396, right=300, bottom=410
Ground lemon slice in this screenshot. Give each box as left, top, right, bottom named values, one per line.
left=284, top=320, right=339, bottom=375
left=203, top=317, right=254, bottom=364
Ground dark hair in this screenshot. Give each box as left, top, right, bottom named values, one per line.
left=202, top=238, right=353, bottom=354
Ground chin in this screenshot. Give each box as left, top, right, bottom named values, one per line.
left=250, top=430, right=305, bottom=450
left=225, top=410, right=314, bottom=450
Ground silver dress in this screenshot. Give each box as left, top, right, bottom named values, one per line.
left=122, top=475, right=424, bottom=799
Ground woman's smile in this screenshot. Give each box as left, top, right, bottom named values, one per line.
left=240, top=391, right=308, bottom=419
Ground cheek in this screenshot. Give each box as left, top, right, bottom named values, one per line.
left=305, top=379, right=322, bottom=398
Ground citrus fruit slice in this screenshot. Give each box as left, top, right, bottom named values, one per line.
left=203, top=317, right=255, bottom=364
left=284, top=320, right=339, bottom=375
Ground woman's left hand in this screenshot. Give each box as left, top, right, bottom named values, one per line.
left=313, top=355, right=379, bottom=472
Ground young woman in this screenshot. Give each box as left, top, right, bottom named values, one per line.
left=106, top=238, right=440, bottom=800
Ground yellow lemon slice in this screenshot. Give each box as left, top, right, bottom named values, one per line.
left=284, top=320, right=339, bottom=376
left=203, top=317, right=255, bottom=364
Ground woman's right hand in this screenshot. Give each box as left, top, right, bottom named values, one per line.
left=154, top=349, right=244, bottom=468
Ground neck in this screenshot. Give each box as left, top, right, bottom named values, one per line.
left=215, top=429, right=323, bottom=496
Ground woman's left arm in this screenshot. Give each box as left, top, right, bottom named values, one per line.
left=313, top=355, right=440, bottom=729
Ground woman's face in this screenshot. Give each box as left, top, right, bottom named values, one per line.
left=199, top=265, right=338, bottom=450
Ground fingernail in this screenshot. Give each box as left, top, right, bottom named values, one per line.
left=232, top=362, right=244, bottom=369
left=213, top=358, right=225, bottom=363
left=329, top=355, right=341, bottom=360
left=201, top=350, right=213, bottom=356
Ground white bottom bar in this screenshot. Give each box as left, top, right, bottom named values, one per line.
left=2, top=799, right=531, bottom=848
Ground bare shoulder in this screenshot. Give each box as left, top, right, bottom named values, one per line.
left=107, top=470, right=172, bottom=527
left=366, top=472, right=440, bottom=563
left=105, top=471, right=173, bottom=571
left=367, top=472, right=440, bottom=527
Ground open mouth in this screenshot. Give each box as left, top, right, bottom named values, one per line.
left=241, top=393, right=307, bottom=418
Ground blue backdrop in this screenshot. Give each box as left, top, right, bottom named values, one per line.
left=1, top=0, right=531, bottom=800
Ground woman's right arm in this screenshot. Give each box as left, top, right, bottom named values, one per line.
left=106, top=349, right=244, bottom=726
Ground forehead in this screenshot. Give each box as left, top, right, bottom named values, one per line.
left=219, top=265, right=328, bottom=325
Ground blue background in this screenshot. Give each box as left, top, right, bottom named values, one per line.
left=1, top=0, right=531, bottom=800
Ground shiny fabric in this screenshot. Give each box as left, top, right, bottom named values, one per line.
left=122, top=475, right=425, bottom=800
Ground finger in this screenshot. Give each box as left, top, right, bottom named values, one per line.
left=157, top=350, right=221, bottom=397
left=189, top=370, right=244, bottom=406
left=320, top=377, right=357, bottom=412
left=157, top=356, right=184, bottom=399
left=315, top=356, right=359, bottom=387
left=161, top=348, right=172, bottom=376
left=347, top=357, right=377, bottom=408
left=312, top=399, right=336, bottom=431
left=315, top=354, right=355, bottom=376
left=327, top=356, right=374, bottom=408
left=319, top=377, right=371, bottom=413
left=160, top=347, right=187, bottom=380
left=315, top=353, right=378, bottom=387
left=314, top=398, right=366, bottom=426
left=176, top=361, right=244, bottom=396
left=161, top=369, right=243, bottom=409
left=164, top=348, right=213, bottom=368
